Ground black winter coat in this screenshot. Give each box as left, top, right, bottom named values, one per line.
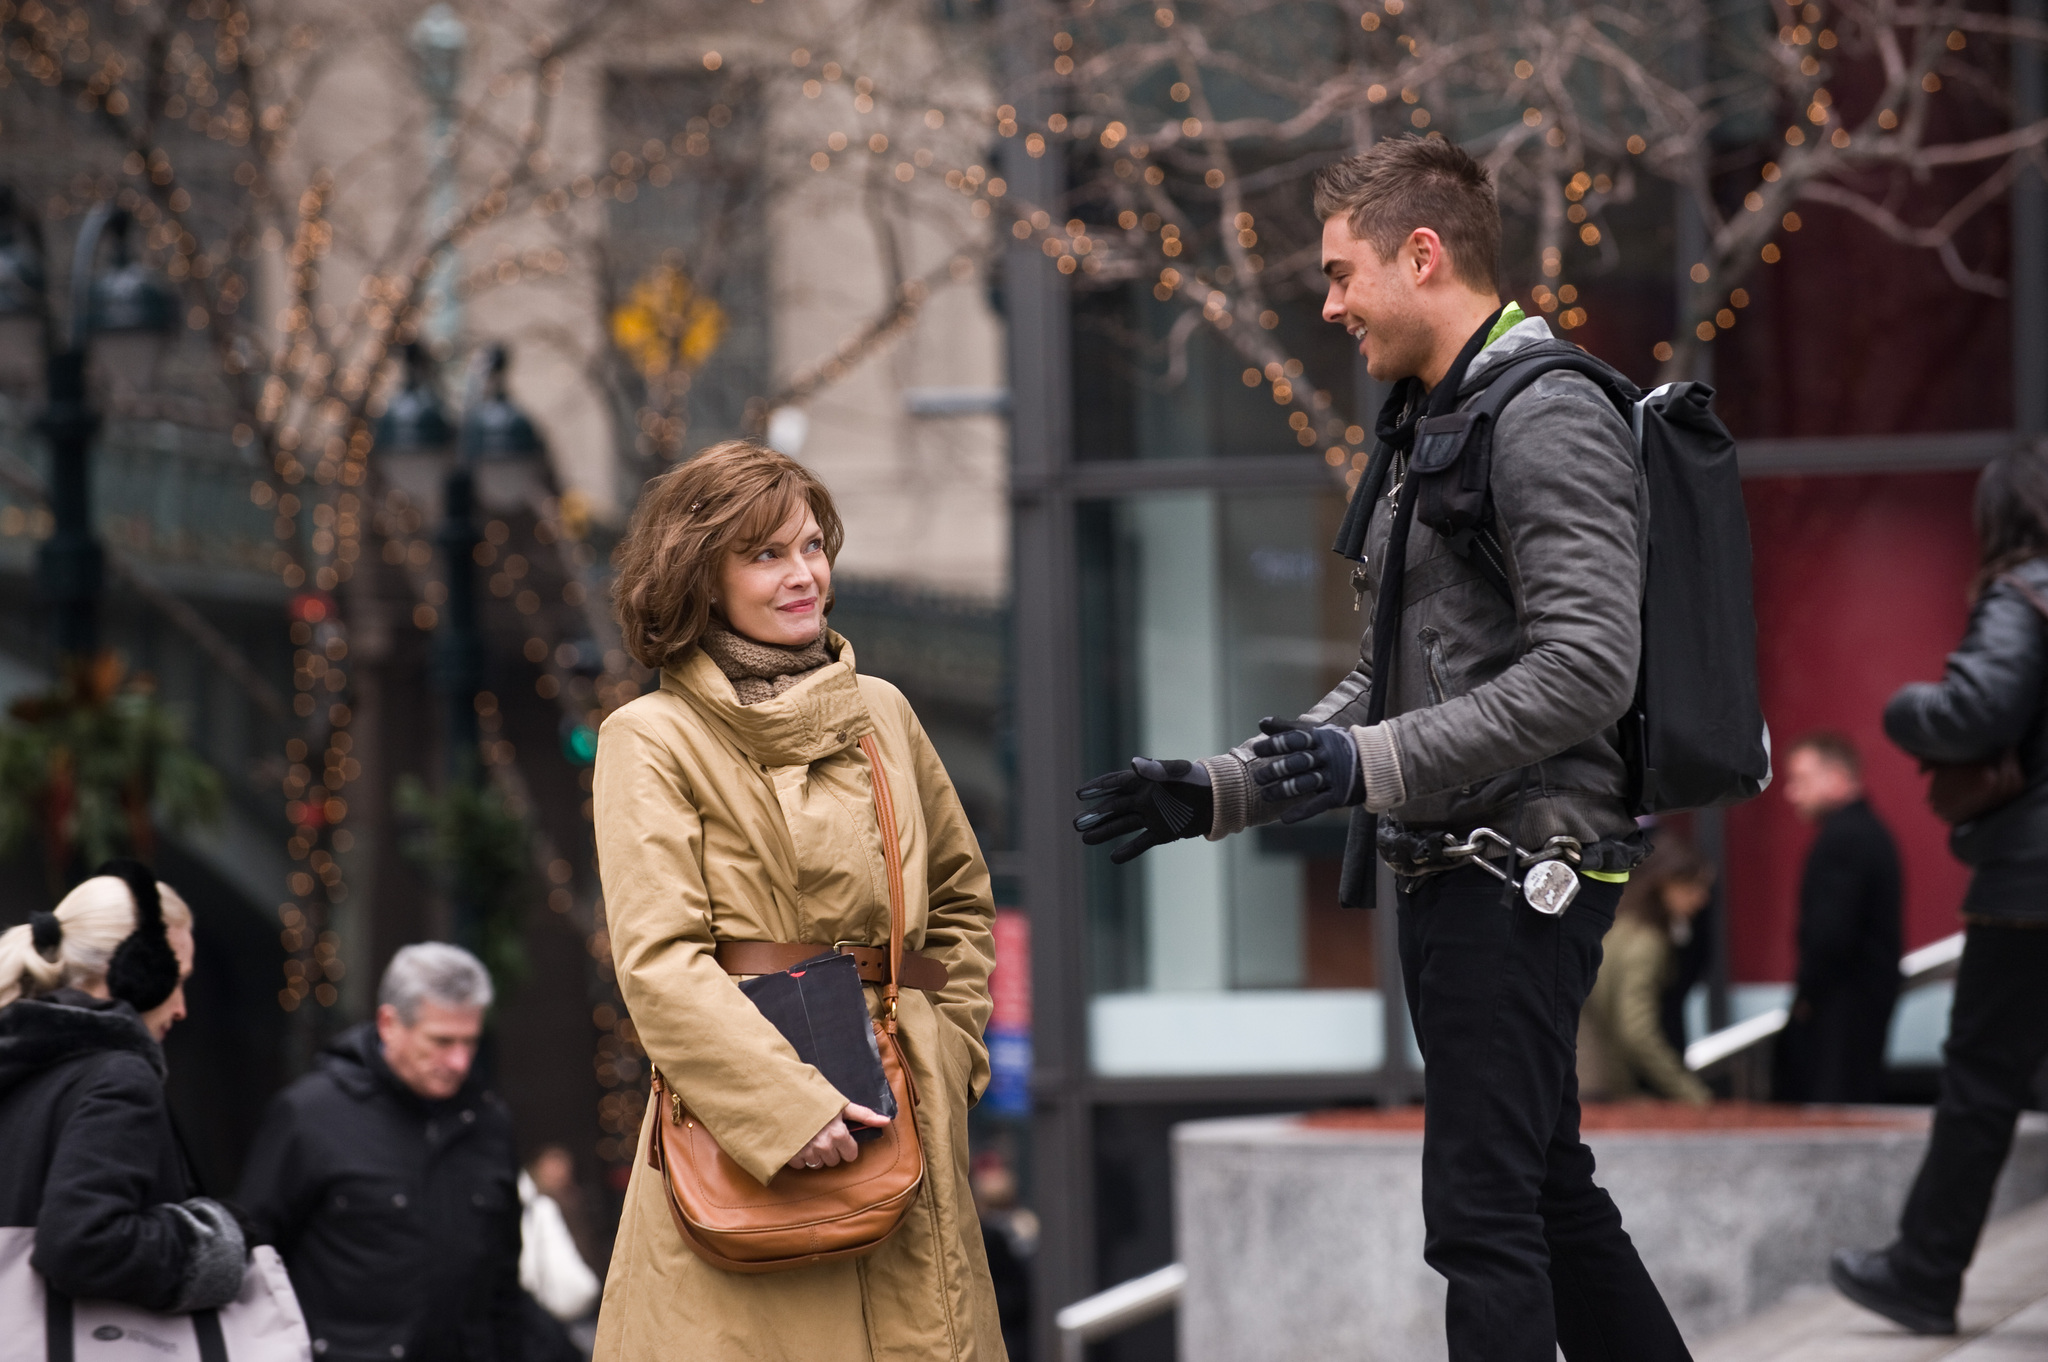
left=1777, top=799, right=1903, bottom=1102
left=1885, top=556, right=2048, bottom=922
left=0, top=990, right=236, bottom=1310
left=238, top=1024, right=521, bottom=1362
left=1795, top=799, right=1903, bottom=1008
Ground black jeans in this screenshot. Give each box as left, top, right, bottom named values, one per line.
left=1891, top=921, right=2048, bottom=1303
left=1398, top=868, right=1691, bottom=1362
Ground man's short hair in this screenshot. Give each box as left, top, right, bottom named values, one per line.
left=379, top=942, right=493, bottom=1024
left=1313, top=136, right=1501, bottom=294
left=1790, top=729, right=1862, bottom=779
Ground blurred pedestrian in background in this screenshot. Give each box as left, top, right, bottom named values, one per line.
left=523, top=1145, right=599, bottom=1272
left=1653, top=834, right=1717, bottom=1061
left=519, top=1147, right=600, bottom=1334
left=0, top=864, right=249, bottom=1312
left=971, top=1149, right=1036, bottom=1361
left=240, top=942, right=526, bottom=1362
left=1775, top=731, right=1902, bottom=1104
left=593, top=440, right=1001, bottom=1358
left=1834, top=448, right=2048, bottom=1335
left=1578, top=837, right=1713, bottom=1105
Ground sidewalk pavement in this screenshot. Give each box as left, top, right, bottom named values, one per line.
left=1694, top=1194, right=2048, bottom=1361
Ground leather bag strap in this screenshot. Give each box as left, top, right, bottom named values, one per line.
left=859, top=733, right=909, bottom=1035
left=1997, top=571, right=2048, bottom=622
left=711, top=941, right=948, bottom=991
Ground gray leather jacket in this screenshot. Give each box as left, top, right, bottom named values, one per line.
left=1206, top=316, right=1646, bottom=857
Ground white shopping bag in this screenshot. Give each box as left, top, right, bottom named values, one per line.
left=0, top=1226, right=310, bottom=1362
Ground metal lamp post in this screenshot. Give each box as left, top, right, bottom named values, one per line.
left=37, top=205, right=176, bottom=659
left=381, top=341, right=541, bottom=951
left=0, top=188, right=47, bottom=392
left=435, top=457, right=483, bottom=784
left=373, top=341, right=544, bottom=786
left=409, top=4, right=468, bottom=351
left=376, top=341, right=457, bottom=517
left=371, top=342, right=476, bottom=781
left=462, top=344, right=546, bottom=515
left=442, top=344, right=546, bottom=766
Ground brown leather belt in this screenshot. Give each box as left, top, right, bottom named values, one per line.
left=713, top=941, right=949, bottom=993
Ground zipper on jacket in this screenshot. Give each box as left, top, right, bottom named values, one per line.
left=1419, top=626, right=1449, bottom=706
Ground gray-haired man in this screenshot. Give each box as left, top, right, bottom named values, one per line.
left=240, top=943, right=522, bottom=1362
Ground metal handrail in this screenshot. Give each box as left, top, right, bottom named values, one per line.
left=1899, top=932, right=1964, bottom=983
left=1054, top=1262, right=1186, bottom=1362
left=1685, top=930, right=1965, bottom=1089
left=1684, top=1007, right=1792, bottom=1073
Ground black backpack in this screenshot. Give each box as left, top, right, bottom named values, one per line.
left=1412, top=341, right=1772, bottom=816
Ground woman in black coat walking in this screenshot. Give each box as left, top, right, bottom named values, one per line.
left=1832, top=448, right=2048, bottom=1335
left=0, top=864, right=246, bottom=1313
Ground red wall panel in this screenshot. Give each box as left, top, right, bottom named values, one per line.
left=1723, top=472, right=1980, bottom=982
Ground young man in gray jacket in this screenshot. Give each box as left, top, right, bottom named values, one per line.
left=1077, top=137, right=1690, bottom=1362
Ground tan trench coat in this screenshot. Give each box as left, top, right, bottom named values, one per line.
left=590, top=633, right=1005, bottom=1360
left=1578, top=915, right=1711, bottom=1106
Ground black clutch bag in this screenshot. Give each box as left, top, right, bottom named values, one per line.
left=739, top=950, right=897, bottom=1139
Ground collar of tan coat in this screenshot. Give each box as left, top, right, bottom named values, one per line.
left=661, top=628, right=875, bottom=768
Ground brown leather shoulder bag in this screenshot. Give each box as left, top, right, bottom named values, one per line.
left=646, top=732, right=926, bottom=1273
left=1923, top=572, right=2048, bottom=825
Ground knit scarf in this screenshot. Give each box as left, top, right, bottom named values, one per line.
left=700, top=627, right=835, bottom=705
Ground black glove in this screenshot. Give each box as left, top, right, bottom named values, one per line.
left=1074, top=758, right=1213, bottom=864
left=1249, top=717, right=1363, bottom=823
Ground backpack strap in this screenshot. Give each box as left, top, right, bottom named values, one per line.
left=1442, top=343, right=1643, bottom=604
left=1462, top=341, right=1642, bottom=419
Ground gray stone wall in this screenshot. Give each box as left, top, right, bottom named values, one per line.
left=1173, top=1111, right=2048, bottom=1361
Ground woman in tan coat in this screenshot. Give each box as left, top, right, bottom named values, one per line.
left=1579, top=837, right=1714, bottom=1106
left=591, top=441, right=1004, bottom=1359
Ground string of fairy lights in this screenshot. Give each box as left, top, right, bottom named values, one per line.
left=972, top=0, right=1978, bottom=475
left=3, top=0, right=559, bottom=1019
left=0, top=0, right=1990, bottom=1170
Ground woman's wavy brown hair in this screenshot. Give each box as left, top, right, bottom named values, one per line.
left=611, top=439, right=844, bottom=670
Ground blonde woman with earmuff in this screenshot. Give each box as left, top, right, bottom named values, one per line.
left=0, top=863, right=248, bottom=1312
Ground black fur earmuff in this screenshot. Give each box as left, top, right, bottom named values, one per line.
left=99, top=859, right=180, bottom=1014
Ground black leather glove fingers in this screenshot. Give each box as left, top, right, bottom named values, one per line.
left=1074, top=758, right=1213, bottom=863
left=1249, top=718, right=1363, bottom=823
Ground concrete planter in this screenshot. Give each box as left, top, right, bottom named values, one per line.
left=1173, top=1106, right=2048, bottom=1361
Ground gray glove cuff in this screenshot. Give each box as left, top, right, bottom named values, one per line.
left=165, top=1196, right=246, bottom=1313
left=1354, top=724, right=1407, bottom=813
left=1201, top=753, right=1253, bottom=840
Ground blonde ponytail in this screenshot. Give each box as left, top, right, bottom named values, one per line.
left=0, top=922, right=64, bottom=1007
left=0, top=875, right=191, bottom=1009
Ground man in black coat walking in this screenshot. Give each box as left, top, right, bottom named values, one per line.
left=241, top=943, right=521, bottom=1362
left=1777, top=731, right=1902, bottom=1103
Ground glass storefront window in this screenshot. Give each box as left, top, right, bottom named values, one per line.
left=1070, top=284, right=1359, bottom=463
left=1079, top=487, right=1389, bottom=1076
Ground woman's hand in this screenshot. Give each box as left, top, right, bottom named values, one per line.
left=787, top=1102, right=890, bottom=1171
